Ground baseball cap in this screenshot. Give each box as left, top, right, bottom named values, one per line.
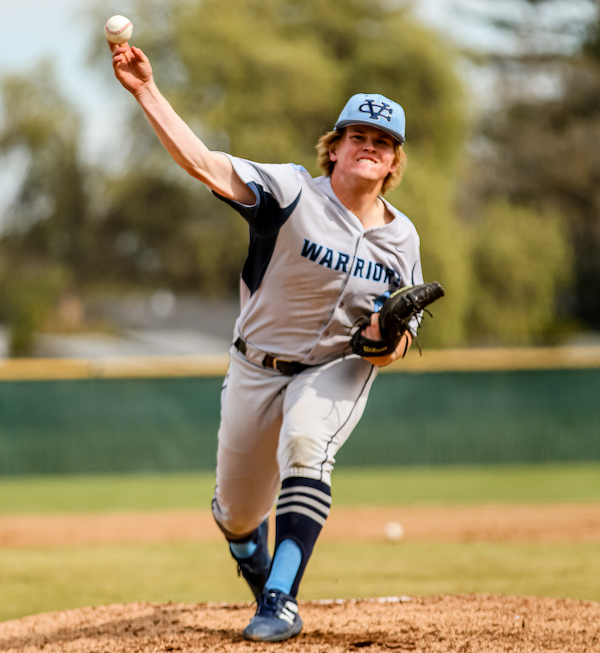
left=334, top=93, right=406, bottom=144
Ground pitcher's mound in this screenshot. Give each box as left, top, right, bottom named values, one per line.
left=0, top=594, right=598, bottom=652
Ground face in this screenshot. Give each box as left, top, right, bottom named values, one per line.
left=329, top=124, right=398, bottom=186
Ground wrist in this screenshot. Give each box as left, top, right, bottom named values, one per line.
left=133, top=79, right=158, bottom=101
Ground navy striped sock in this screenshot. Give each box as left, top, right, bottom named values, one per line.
left=268, top=477, right=332, bottom=597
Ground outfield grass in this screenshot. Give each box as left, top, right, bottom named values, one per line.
left=1, top=540, right=599, bottom=623
left=1, top=462, right=600, bottom=514
left=1, top=463, right=599, bottom=623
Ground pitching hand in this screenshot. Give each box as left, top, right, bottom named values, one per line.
left=109, top=41, right=153, bottom=96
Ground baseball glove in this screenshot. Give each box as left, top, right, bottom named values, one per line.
left=351, top=282, right=445, bottom=357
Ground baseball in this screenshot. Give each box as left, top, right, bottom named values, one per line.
left=105, top=15, right=133, bottom=44
left=384, top=521, right=404, bottom=542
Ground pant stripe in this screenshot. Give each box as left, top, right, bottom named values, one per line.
left=319, top=364, right=375, bottom=478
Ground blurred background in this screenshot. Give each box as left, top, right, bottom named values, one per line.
left=2, top=0, right=600, bottom=356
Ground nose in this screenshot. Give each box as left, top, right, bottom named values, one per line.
left=362, top=138, right=376, bottom=151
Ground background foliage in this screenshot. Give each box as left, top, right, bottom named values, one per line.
left=0, top=0, right=598, bottom=353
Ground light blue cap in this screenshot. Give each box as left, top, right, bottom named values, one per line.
left=334, top=93, right=406, bottom=144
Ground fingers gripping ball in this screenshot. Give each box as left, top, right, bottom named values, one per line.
left=105, top=15, right=133, bottom=44
left=351, top=282, right=446, bottom=357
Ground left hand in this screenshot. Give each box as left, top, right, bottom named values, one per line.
left=362, top=312, right=411, bottom=367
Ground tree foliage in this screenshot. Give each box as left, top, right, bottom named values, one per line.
left=0, top=63, right=83, bottom=354
left=468, top=201, right=571, bottom=344
left=164, top=0, right=468, bottom=171
left=0, top=62, right=90, bottom=271
left=461, top=0, right=600, bottom=332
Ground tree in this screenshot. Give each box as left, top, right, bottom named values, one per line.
left=458, top=0, right=600, bottom=331
left=468, top=201, right=571, bottom=344
left=0, top=63, right=84, bottom=354
left=0, top=62, right=91, bottom=273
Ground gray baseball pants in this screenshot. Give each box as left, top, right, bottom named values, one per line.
left=212, top=349, right=377, bottom=537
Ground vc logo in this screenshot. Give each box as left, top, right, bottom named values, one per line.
left=359, top=100, right=393, bottom=123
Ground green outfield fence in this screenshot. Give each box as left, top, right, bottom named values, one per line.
left=0, top=348, right=599, bottom=475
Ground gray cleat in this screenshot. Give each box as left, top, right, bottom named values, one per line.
left=243, top=588, right=303, bottom=642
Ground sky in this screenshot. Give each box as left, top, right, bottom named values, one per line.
left=1, top=0, right=128, bottom=161
left=0, top=0, right=503, bottom=163
left=0, top=0, right=593, bottom=212
left=0, top=0, right=485, bottom=220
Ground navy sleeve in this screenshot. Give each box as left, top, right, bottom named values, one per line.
left=213, top=183, right=301, bottom=236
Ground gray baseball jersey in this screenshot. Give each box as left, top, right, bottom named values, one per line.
left=215, top=154, right=424, bottom=365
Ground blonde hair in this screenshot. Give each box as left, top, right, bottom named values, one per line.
left=316, top=128, right=406, bottom=195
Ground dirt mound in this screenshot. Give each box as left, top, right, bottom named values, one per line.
left=0, top=595, right=598, bottom=652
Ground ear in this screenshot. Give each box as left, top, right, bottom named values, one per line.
left=329, top=148, right=338, bottom=163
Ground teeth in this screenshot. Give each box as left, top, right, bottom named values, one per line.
left=358, top=158, right=376, bottom=164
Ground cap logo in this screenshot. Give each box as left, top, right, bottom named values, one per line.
left=359, top=99, right=393, bottom=123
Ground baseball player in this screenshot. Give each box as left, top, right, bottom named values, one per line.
left=110, top=40, right=434, bottom=642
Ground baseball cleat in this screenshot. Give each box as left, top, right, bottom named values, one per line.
left=243, top=589, right=303, bottom=642
left=230, top=519, right=271, bottom=599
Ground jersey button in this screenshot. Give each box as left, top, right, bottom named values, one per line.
left=323, top=330, right=330, bottom=337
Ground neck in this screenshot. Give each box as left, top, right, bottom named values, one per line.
left=330, top=172, right=387, bottom=229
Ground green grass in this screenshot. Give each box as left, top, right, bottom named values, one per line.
left=1, top=463, right=599, bottom=622
left=333, top=463, right=600, bottom=505
left=1, top=463, right=600, bottom=515
left=0, top=472, right=217, bottom=515
left=1, top=540, right=599, bottom=623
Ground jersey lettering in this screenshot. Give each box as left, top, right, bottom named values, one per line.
left=319, top=248, right=334, bottom=268
left=301, top=239, right=323, bottom=261
left=300, top=238, right=401, bottom=286
left=335, top=252, right=350, bottom=272
left=353, top=258, right=365, bottom=277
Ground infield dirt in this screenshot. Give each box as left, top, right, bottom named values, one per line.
left=0, top=594, right=599, bottom=652
left=1, top=503, right=599, bottom=547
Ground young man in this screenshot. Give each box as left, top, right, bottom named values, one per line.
left=110, top=41, right=422, bottom=642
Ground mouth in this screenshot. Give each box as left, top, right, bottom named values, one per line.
left=357, top=158, right=378, bottom=165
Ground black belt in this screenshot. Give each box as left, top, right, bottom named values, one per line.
left=234, top=337, right=314, bottom=376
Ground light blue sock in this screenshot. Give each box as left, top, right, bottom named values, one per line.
left=230, top=540, right=257, bottom=559
left=265, top=539, right=302, bottom=595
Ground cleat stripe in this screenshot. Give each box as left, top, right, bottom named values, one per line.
left=279, top=486, right=332, bottom=505
left=279, top=611, right=295, bottom=625
left=277, top=494, right=331, bottom=515
left=276, top=504, right=327, bottom=526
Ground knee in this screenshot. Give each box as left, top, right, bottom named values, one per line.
left=280, top=430, right=321, bottom=470
left=212, top=495, right=267, bottom=539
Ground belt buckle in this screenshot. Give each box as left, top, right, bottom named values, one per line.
left=263, top=354, right=279, bottom=370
